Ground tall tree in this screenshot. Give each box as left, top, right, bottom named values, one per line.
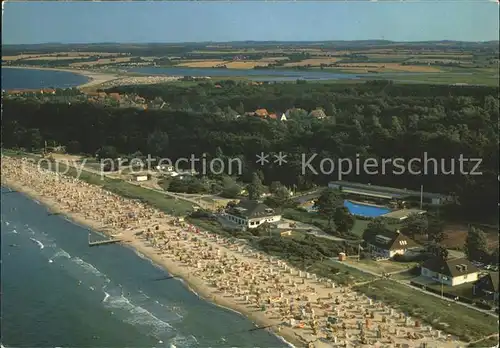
left=427, top=214, right=445, bottom=243
left=146, top=130, right=169, bottom=157
left=362, top=218, right=389, bottom=241
left=220, top=176, right=241, bottom=199
left=333, top=207, right=355, bottom=234
left=428, top=243, right=449, bottom=260
left=401, top=213, right=429, bottom=238
left=247, top=172, right=265, bottom=200
left=465, top=226, right=489, bottom=262
left=96, top=145, right=118, bottom=160
left=314, top=188, right=343, bottom=228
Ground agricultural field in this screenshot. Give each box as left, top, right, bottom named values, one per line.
left=2, top=51, right=126, bottom=61
left=331, top=62, right=443, bottom=73
left=282, top=57, right=341, bottom=67
left=176, top=60, right=230, bottom=68
left=3, top=41, right=497, bottom=86
left=69, top=57, right=134, bottom=67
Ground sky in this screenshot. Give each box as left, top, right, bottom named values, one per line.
left=2, top=1, right=499, bottom=44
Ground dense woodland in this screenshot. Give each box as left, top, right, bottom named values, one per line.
left=2, top=81, right=498, bottom=222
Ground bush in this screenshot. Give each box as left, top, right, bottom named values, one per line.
left=393, top=252, right=430, bottom=262
left=474, top=302, right=492, bottom=310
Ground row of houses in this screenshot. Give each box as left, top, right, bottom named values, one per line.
left=85, top=91, right=166, bottom=109
left=213, top=195, right=498, bottom=299
left=242, top=107, right=328, bottom=121
left=361, top=229, right=498, bottom=298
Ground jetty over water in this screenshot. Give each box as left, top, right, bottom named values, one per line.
left=88, top=233, right=121, bottom=247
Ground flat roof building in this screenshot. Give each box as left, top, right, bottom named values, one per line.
left=328, top=181, right=450, bottom=205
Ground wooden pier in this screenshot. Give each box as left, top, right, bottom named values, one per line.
left=88, top=233, right=121, bottom=247
left=88, top=239, right=121, bottom=247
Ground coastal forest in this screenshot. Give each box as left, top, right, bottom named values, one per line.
left=2, top=80, right=499, bottom=223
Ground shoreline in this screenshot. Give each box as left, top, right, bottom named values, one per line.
left=3, top=66, right=122, bottom=88
left=2, top=179, right=305, bottom=348
left=1, top=156, right=474, bottom=348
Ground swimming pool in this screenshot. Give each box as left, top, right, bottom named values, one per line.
left=306, top=200, right=391, bottom=217
left=343, top=200, right=391, bottom=217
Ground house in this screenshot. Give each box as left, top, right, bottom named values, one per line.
left=421, top=258, right=480, bottom=286
left=285, top=108, right=306, bottom=119
left=364, top=231, right=420, bottom=259
left=132, top=174, right=150, bottom=182
left=108, top=93, right=121, bottom=101
left=254, top=109, right=269, bottom=118
left=268, top=113, right=287, bottom=121
left=134, top=96, right=146, bottom=103
left=308, top=109, right=327, bottom=119
left=473, top=272, right=499, bottom=300
left=40, top=88, right=56, bottom=95
left=224, top=200, right=281, bottom=229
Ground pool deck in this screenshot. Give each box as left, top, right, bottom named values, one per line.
left=382, top=208, right=426, bottom=220
left=347, top=199, right=390, bottom=209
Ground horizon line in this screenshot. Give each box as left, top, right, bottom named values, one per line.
left=4, top=39, right=500, bottom=46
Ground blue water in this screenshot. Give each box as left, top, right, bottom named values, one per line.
left=343, top=200, right=391, bottom=218
left=1, top=68, right=90, bottom=90
left=306, top=200, right=390, bottom=218
left=1, top=187, right=290, bottom=348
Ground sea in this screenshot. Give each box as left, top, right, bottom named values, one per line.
left=1, top=68, right=90, bottom=90
left=1, top=187, right=291, bottom=348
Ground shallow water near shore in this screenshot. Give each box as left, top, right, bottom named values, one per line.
left=2, top=68, right=90, bottom=90
left=1, top=187, right=290, bottom=348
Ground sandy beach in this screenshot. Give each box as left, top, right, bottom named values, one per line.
left=1, top=156, right=468, bottom=348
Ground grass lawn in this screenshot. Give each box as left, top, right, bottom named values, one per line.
left=355, top=279, right=499, bottom=342
left=345, top=258, right=418, bottom=275
left=392, top=270, right=420, bottom=281
left=282, top=207, right=329, bottom=229
left=351, top=219, right=369, bottom=236
left=283, top=207, right=402, bottom=239
left=468, top=336, right=499, bottom=347
left=414, top=278, right=498, bottom=307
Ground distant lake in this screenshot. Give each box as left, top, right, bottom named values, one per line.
left=2, top=68, right=90, bottom=90
left=129, top=67, right=365, bottom=81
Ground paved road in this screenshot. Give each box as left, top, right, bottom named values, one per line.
left=329, top=259, right=499, bottom=318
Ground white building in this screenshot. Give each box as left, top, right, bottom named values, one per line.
left=132, top=174, right=149, bottom=182
left=421, top=258, right=480, bottom=286
left=364, top=232, right=420, bottom=259
left=224, top=200, right=281, bottom=229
